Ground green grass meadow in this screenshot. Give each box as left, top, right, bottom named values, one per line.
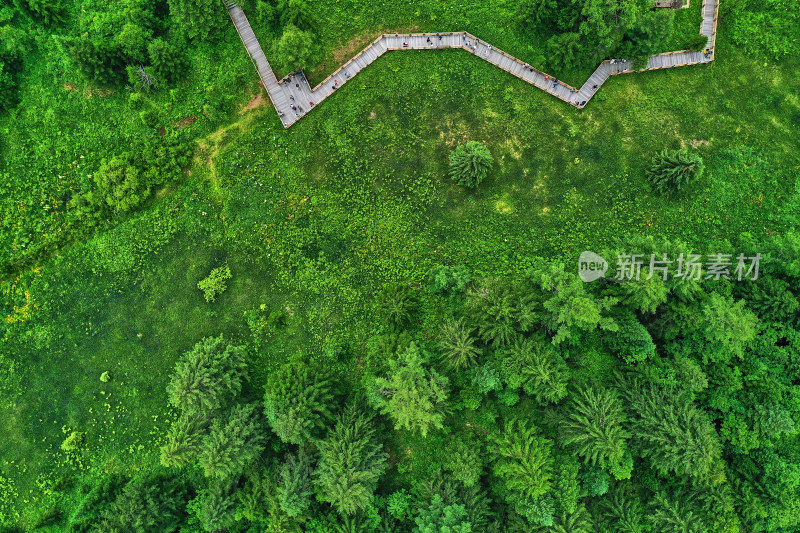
left=1, top=2, right=799, bottom=524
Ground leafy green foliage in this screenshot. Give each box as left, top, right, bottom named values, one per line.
left=414, top=494, right=472, bottom=532
left=147, top=38, right=188, bottom=86
left=168, top=0, right=221, bottom=41
left=375, top=282, right=419, bottom=330
left=623, top=376, right=725, bottom=485
left=491, top=418, right=554, bottom=522
left=273, top=24, right=319, bottom=72
left=438, top=319, right=482, bottom=371
left=498, top=337, right=569, bottom=404
left=94, top=473, right=189, bottom=532
left=448, top=141, right=493, bottom=188
left=278, top=449, right=315, bottom=518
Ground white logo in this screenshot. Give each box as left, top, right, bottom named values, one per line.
left=578, top=251, right=608, bottom=282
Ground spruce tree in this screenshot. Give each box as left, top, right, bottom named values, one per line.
left=623, top=376, right=725, bottom=485
left=438, top=318, right=482, bottom=371
left=95, top=474, right=189, bottom=532
left=560, top=386, right=631, bottom=478
left=166, top=335, right=247, bottom=415
left=278, top=449, right=315, bottom=518
left=498, top=337, right=569, bottom=404
left=491, top=418, right=554, bottom=522
left=449, top=141, right=494, bottom=188
left=199, top=403, right=265, bottom=481
left=159, top=411, right=209, bottom=468
left=313, top=406, right=388, bottom=516
left=646, top=149, right=705, bottom=194
left=649, top=491, right=708, bottom=533
left=369, top=343, right=449, bottom=437
left=264, top=357, right=335, bottom=444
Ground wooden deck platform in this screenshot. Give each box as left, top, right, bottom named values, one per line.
left=223, top=0, right=720, bottom=128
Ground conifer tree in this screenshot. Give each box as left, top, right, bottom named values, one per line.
left=264, top=357, right=335, bottom=444
left=190, top=479, right=238, bottom=533
left=278, top=449, right=315, bottom=518
left=623, top=377, right=725, bottom=485
left=599, top=483, right=646, bottom=533
left=166, top=335, right=247, bottom=415
left=491, top=418, right=554, bottom=522
left=313, top=406, right=388, bottom=516
left=414, top=494, right=472, bottom=533
left=96, top=474, right=189, bottom=532
left=438, top=318, right=482, bottom=371
left=499, top=337, right=569, bottom=404
left=560, top=386, right=631, bottom=478
left=528, top=262, right=618, bottom=345
left=449, top=141, right=494, bottom=188
left=649, top=491, right=708, bottom=533
left=375, top=282, right=419, bottom=330
left=199, top=403, right=265, bottom=481
left=463, top=279, right=520, bottom=347
left=159, top=411, right=209, bottom=468
left=369, top=343, right=449, bottom=436
left=646, top=149, right=705, bottom=194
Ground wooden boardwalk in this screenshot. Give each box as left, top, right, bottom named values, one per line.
left=224, top=0, right=719, bottom=128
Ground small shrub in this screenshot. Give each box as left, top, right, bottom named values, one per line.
left=61, top=431, right=85, bottom=452
left=128, top=92, right=144, bottom=108
left=198, top=265, right=232, bottom=302
left=139, top=109, right=159, bottom=128
left=686, top=34, right=709, bottom=51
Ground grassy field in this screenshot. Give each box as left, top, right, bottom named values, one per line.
left=1, top=1, right=799, bottom=524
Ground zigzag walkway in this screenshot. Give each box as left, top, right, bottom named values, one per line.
left=224, top=0, right=719, bottom=128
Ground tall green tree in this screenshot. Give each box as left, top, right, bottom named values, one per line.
left=580, top=0, right=650, bottom=54
left=528, top=262, right=618, bottom=345
left=369, top=343, right=449, bottom=436
left=272, top=24, right=318, bottom=72
left=560, top=386, right=632, bottom=479
left=491, top=418, right=554, bottom=524
left=623, top=376, right=725, bottom=485
left=414, top=495, right=472, bottom=533
left=160, top=411, right=209, bottom=468
left=699, top=293, right=757, bottom=363
left=277, top=0, right=317, bottom=30
left=168, top=0, right=221, bottom=41
left=264, top=357, right=336, bottom=444
left=646, top=149, right=705, bottom=194
left=516, top=0, right=558, bottom=30
left=313, top=406, right=388, bottom=516
left=278, top=449, right=315, bottom=518
left=498, top=337, right=569, bottom=404
left=438, top=318, right=482, bottom=371
left=95, top=474, right=189, bottom=532
left=166, top=335, right=247, bottom=415
left=199, top=403, right=265, bottom=480
left=148, top=38, right=187, bottom=85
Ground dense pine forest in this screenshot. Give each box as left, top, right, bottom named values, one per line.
left=1, top=0, right=799, bottom=531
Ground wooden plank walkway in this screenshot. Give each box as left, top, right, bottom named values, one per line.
left=223, top=0, right=720, bottom=128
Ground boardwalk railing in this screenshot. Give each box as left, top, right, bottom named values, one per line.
left=223, top=0, right=720, bottom=128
